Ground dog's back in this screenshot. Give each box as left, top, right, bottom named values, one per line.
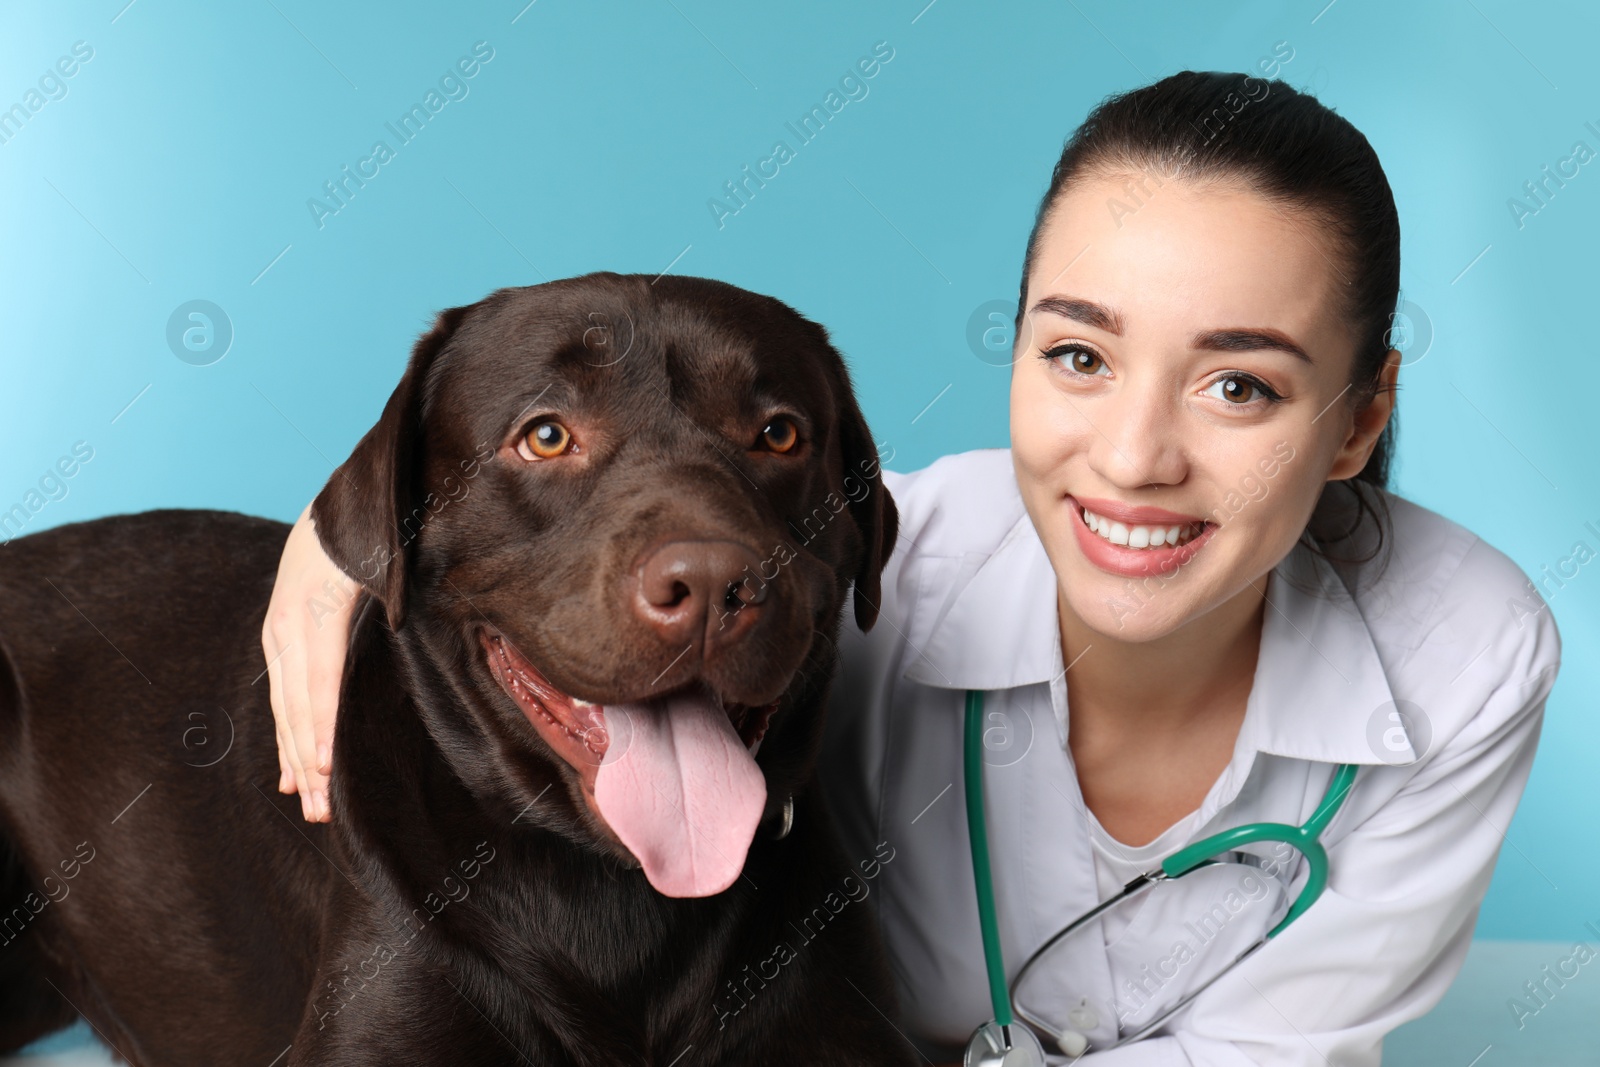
left=0, top=510, right=328, bottom=1063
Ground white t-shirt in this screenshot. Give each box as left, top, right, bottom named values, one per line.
left=1085, top=805, right=1203, bottom=946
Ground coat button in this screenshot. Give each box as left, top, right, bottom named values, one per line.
left=1066, top=1003, right=1099, bottom=1030
left=1057, top=1030, right=1090, bottom=1057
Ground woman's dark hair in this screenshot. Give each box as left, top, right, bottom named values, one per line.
left=1017, top=70, right=1400, bottom=586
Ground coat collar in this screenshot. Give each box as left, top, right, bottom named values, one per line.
left=901, top=509, right=1411, bottom=766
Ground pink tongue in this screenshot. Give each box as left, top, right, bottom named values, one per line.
left=593, top=691, right=767, bottom=898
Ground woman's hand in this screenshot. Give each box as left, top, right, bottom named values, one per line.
left=261, top=503, right=358, bottom=822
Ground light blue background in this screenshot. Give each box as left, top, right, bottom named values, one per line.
left=0, top=0, right=1593, bottom=962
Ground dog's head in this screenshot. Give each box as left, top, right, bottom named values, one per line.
left=312, top=273, right=896, bottom=898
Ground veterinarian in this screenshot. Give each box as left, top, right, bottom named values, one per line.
left=261, top=72, right=1562, bottom=1065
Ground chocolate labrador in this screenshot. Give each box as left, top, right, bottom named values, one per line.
left=0, top=273, right=913, bottom=1065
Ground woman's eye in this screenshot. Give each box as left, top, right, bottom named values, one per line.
left=1043, top=343, right=1284, bottom=409
left=757, top=417, right=799, bottom=454
left=519, top=420, right=573, bottom=459
left=1042, top=343, right=1108, bottom=376
left=1205, top=374, right=1283, bottom=407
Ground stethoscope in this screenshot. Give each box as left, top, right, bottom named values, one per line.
left=961, top=689, right=1359, bottom=1065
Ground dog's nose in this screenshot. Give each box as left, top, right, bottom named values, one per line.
left=633, top=540, right=768, bottom=649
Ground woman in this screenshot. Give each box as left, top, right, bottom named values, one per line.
left=263, top=72, right=1562, bottom=1064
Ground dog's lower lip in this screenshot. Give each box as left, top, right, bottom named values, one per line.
left=479, top=630, right=778, bottom=756
left=484, top=632, right=605, bottom=755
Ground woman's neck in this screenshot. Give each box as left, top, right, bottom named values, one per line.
left=1058, top=578, right=1267, bottom=736
left=1059, top=579, right=1267, bottom=845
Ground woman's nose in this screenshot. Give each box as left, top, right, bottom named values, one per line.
left=1089, top=376, right=1188, bottom=488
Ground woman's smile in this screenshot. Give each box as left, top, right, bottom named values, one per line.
left=1067, top=492, right=1219, bottom=578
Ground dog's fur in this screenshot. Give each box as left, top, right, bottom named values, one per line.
left=0, top=274, right=913, bottom=1065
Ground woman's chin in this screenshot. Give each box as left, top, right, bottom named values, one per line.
left=1056, top=540, right=1236, bottom=641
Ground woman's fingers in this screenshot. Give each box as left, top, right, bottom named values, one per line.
left=283, top=632, right=330, bottom=821
left=263, top=607, right=306, bottom=799
left=264, top=614, right=320, bottom=820
left=304, top=599, right=351, bottom=786
left=276, top=730, right=296, bottom=794
left=263, top=504, right=357, bottom=823
left=298, top=553, right=357, bottom=822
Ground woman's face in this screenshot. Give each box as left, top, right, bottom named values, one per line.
left=1010, top=169, right=1398, bottom=641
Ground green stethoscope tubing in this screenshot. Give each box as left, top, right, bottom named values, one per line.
left=963, top=688, right=1360, bottom=1038
left=964, top=689, right=1018, bottom=1027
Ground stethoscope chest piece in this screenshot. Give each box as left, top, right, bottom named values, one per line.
left=964, top=1020, right=1048, bottom=1067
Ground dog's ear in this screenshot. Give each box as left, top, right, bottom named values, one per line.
left=833, top=363, right=899, bottom=633
left=310, top=306, right=470, bottom=632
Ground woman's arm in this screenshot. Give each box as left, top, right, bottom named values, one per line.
left=260, top=503, right=359, bottom=822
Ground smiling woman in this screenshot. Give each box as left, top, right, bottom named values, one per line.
left=813, top=70, right=1558, bottom=1065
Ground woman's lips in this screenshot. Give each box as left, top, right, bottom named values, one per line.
left=1071, top=494, right=1205, bottom=526
left=1066, top=494, right=1218, bottom=579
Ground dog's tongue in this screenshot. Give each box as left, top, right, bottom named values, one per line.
left=593, top=691, right=766, bottom=898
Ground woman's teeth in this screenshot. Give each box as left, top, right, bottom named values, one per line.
left=1081, top=506, right=1205, bottom=549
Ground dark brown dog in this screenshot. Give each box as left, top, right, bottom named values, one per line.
left=0, top=273, right=912, bottom=1065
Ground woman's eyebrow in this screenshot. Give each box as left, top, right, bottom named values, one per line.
left=1191, top=327, right=1313, bottom=364
left=1030, top=295, right=1125, bottom=335
left=1029, top=293, right=1312, bottom=364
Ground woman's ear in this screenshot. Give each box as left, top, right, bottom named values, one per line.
left=1328, top=348, right=1401, bottom=481
left=309, top=305, right=470, bottom=632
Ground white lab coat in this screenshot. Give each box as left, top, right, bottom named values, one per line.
left=819, top=448, right=1562, bottom=1066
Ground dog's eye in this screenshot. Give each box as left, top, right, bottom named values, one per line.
left=758, top=417, right=798, bottom=454
left=519, top=421, right=573, bottom=460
